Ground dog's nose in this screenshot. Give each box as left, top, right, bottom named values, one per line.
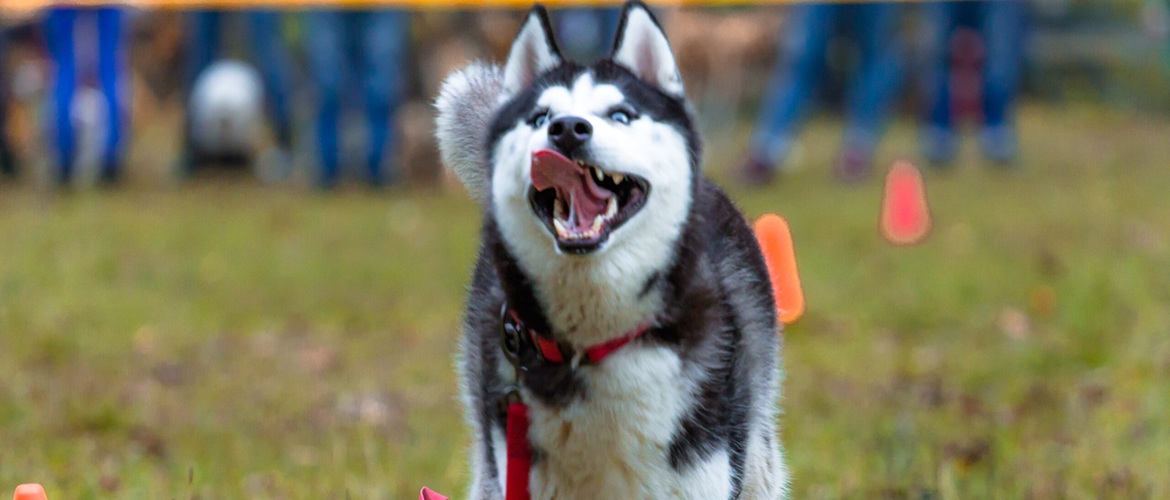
left=548, top=116, right=592, bottom=153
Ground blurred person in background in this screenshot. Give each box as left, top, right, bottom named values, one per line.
left=304, top=10, right=410, bottom=190
left=1, top=27, right=17, bottom=180
left=178, top=10, right=295, bottom=176
left=741, top=2, right=905, bottom=185
left=920, top=0, right=1028, bottom=168
left=43, top=6, right=128, bottom=186
left=554, top=8, right=620, bottom=62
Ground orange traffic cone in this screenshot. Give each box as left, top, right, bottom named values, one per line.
left=753, top=214, right=805, bottom=326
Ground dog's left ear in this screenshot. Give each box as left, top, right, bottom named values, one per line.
left=611, top=1, right=684, bottom=97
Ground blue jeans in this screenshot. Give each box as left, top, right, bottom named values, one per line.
left=44, top=7, right=126, bottom=182
left=185, top=10, right=294, bottom=149
left=555, top=8, right=621, bottom=62
left=749, top=2, right=904, bottom=168
left=921, top=1, right=1027, bottom=164
left=304, top=10, right=410, bottom=187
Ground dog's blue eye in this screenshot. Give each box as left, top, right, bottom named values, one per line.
left=609, top=110, right=631, bottom=125
left=532, top=111, right=550, bottom=128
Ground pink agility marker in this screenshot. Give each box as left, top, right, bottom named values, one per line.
left=419, top=487, right=449, bottom=500
left=13, top=484, right=47, bottom=500
left=880, top=160, right=932, bottom=246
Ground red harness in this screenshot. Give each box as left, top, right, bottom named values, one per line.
left=500, top=306, right=651, bottom=500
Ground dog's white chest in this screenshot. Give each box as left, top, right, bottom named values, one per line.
left=514, top=346, right=731, bottom=500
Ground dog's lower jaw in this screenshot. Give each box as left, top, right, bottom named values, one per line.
left=495, top=196, right=677, bottom=349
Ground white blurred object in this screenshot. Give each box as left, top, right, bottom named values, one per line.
left=71, top=85, right=109, bottom=186
left=188, top=60, right=264, bottom=160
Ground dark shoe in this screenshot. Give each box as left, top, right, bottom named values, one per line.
left=97, top=172, right=120, bottom=187
left=256, top=147, right=294, bottom=183
left=921, top=126, right=959, bottom=170
left=366, top=175, right=388, bottom=190
left=316, top=175, right=340, bottom=191
left=54, top=165, right=74, bottom=188
left=833, top=146, right=872, bottom=184
left=981, top=125, right=1018, bottom=168
left=738, top=154, right=776, bottom=187
left=0, top=146, right=16, bottom=179
left=171, top=149, right=198, bottom=182
left=367, top=166, right=398, bottom=190
left=98, top=162, right=122, bottom=186
left=317, top=161, right=342, bottom=191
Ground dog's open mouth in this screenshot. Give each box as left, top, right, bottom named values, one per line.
left=528, top=149, right=649, bottom=254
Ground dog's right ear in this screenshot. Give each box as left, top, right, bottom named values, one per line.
left=502, top=5, right=562, bottom=95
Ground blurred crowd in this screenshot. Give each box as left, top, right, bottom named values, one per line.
left=0, top=1, right=1167, bottom=190
left=741, top=1, right=1029, bottom=184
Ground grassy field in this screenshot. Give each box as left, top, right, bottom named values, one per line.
left=2, top=104, right=1170, bottom=498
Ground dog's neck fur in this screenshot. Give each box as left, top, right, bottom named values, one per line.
left=488, top=216, right=675, bottom=349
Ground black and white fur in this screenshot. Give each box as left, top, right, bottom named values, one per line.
left=435, top=3, right=787, bottom=498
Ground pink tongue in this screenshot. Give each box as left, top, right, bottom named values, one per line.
left=531, top=150, right=613, bottom=229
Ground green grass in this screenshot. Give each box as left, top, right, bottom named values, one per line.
left=2, top=104, right=1170, bottom=498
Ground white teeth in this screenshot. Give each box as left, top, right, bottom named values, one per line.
left=548, top=166, right=630, bottom=242
left=554, top=198, right=567, bottom=220
left=580, top=163, right=628, bottom=187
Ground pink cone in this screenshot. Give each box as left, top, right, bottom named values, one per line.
left=419, top=487, right=449, bottom=500
left=881, top=160, right=932, bottom=246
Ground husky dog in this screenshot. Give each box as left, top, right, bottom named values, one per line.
left=435, top=3, right=787, bottom=498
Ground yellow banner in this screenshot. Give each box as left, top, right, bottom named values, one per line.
left=1, top=0, right=933, bottom=13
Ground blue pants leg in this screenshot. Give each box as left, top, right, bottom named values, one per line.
left=247, top=10, right=294, bottom=148
left=304, top=10, right=346, bottom=186
left=980, top=0, right=1025, bottom=129
left=97, top=7, right=125, bottom=179
left=749, top=4, right=839, bottom=168
left=920, top=1, right=963, bottom=164
left=359, top=10, right=409, bottom=185
left=46, top=8, right=77, bottom=182
left=842, top=2, right=903, bottom=156
left=979, top=0, right=1026, bottom=163
left=180, top=10, right=221, bottom=168
left=185, top=11, right=221, bottom=90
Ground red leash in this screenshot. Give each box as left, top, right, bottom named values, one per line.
left=505, top=402, right=532, bottom=500
left=500, top=306, right=651, bottom=500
